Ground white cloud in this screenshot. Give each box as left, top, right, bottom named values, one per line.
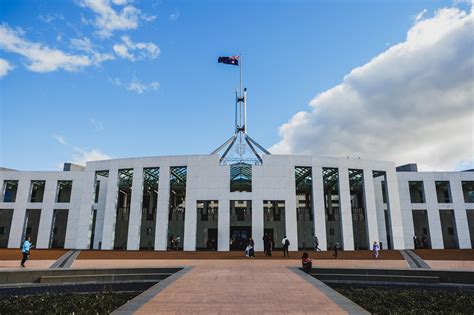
left=0, top=58, right=13, bottom=78
left=70, top=37, right=116, bottom=63
left=113, top=35, right=159, bottom=61
left=414, top=9, right=427, bottom=22
left=170, top=9, right=179, bottom=21
left=53, top=134, right=68, bottom=145
left=109, top=76, right=159, bottom=94
left=52, top=133, right=112, bottom=166
left=78, top=0, right=152, bottom=38
left=72, top=148, right=112, bottom=165
left=38, top=13, right=64, bottom=24
left=0, top=24, right=91, bottom=72
left=270, top=6, right=474, bottom=171
left=127, top=77, right=160, bottom=94
left=70, top=37, right=93, bottom=52
left=112, top=0, right=129, bottom=5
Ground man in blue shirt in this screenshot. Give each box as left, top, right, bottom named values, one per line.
left=20, top=236, right=34, bottom=267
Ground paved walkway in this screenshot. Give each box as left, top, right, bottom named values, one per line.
left=133, top=261, right=348, bottom=314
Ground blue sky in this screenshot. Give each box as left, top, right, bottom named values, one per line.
left=0, top=0, right=472, bottom=171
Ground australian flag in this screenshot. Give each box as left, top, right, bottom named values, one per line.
left=218, top=55, right=239, bottom=66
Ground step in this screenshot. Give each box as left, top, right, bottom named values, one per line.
left=39, top=273, right=173, bottom=284
left=313, top=273, right=440, bottom=283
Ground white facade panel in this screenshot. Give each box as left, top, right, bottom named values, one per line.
left=1, top=154, right=473, bottom=252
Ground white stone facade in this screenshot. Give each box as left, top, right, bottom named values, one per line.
left=0, top=154, right=473, bottom=251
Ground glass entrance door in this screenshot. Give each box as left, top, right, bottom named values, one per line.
left=230, top=226, right=251, bottom=251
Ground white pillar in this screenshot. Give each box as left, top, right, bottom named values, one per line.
left=155, top=166, right=170, bottom=250
left=8, top=179, right=29, bottom=248
left=424, top=180, right=444, bottom=249
left=127, top=167, right=144, bottom=250
left=338, top=167, right=354, bottom=250
left=101, top=169, right=118, bottom=250
left=218, top=199, right=230, bottom=251
left=183, top=196, right=196, bottom=251
left=373, top=176, right=388, bottom=248
left=384, top=169, right=406, bottom=249
left=313, top=166, right=327, bottom=251
left=451, top=180, right=471, bottom=248
left=286, top=190, right=298, bottom=252
left=363, top=168, right=380, bottom=246
left=36, top=180, right=56, bottom=249
left=74, top=171, right=96, bottom=249
left=397, top=177, right=415, bottom=249
left=252, top=199, right=264, bottom=251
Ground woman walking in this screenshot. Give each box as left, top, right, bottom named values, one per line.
left=20, top=236, right=34, bottom=268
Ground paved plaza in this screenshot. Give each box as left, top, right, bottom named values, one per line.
left=0, top=249, right=473, bottom=314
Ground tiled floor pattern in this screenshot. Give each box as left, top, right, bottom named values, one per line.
left=135, top=261, right=347, bottom=314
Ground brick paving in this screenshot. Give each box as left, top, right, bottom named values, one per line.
left=134, top=261, right=347, bottom=315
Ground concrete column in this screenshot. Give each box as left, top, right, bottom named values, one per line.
left=451, top=180, right=471, bottom=248
left=8, top=179, right=30, bottom=248
left=183, top=196, right=196, bottom=251
left=35, top=180, right=57, bottom=248
left=155, top=166, right=170, bottom=250
left=373, top=177, right=388, bottom=248
left=127, top=167, right=144, bottom=250
left=312, top=166, right=327, bottom=251
left=286, top=190, right=298, bottom=252
left=101, top=169, right=119, bottom=250
left=74, top=171, right=96, bottom=249
left=218, top=199, right=230, bottom=251
left=252, top=199, right=264, bottom=251
left=93, top=178, right=108, bottom=249
left=385, top=169, right=406, bottom=249
left=363, top=169, right=380, bottom=246
left=397, top=178, right=415, bottom=249
left=338, top=167, right=354, bottom=250
left=423, top=180, right=443, bottom=249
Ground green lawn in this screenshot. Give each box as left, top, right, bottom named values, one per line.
left=335, top=287, right=474, bottom=314
left=0, top=292, right=139, bottom=314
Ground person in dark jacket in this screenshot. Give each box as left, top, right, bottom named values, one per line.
left=302, top=252, right=313, bottom=273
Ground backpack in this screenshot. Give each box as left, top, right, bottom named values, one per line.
left=285, top=239, right=290, bottom=246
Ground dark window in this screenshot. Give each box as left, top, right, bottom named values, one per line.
left=409, top=181, right=425, bottom=203
left=3, top=180, right=18, bottom=202
left=435, top=181, right=452, bottom=203
left=230, top=163, right=252, bottom=192
left=30, top=181, right=46, bottom=203
left=56, top=181, right=73, bottom=203
left=462, top=181, right=474, bottom=203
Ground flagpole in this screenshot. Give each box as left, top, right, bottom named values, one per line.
left=239, top=53, right=242, bottom=98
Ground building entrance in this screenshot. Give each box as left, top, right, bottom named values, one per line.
left=230, top=226, right=251, bottom=251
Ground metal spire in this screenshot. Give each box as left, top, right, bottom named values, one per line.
left=211, top=54, right=271, bottom=165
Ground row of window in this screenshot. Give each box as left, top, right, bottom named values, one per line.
left=2, top=180, right=72, bottom=203
left=408, top=181, right=474, bottom=204
left=3, top=178, right=473, bottom=206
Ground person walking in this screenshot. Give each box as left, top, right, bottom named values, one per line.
left=268, top=237, right=273, bottom=256
left=263, top=234, right=269, bottom=256
left=282, top=236, right=290, bottom=257
left=373, top=241, right=380, bottom=259
left=248, top=238, right=255, bottom=258
left=313, top=236, right=321, bottom=251
left=20, top=236, right=34, bottom=268
left=175, top=235, right=181, bottom=250
left=332, top=242, right=339, bottom=259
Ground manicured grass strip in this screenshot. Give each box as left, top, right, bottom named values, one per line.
left=0, top=292, right=139, bottom=314
left=334, top=287, right=474, bottom=314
